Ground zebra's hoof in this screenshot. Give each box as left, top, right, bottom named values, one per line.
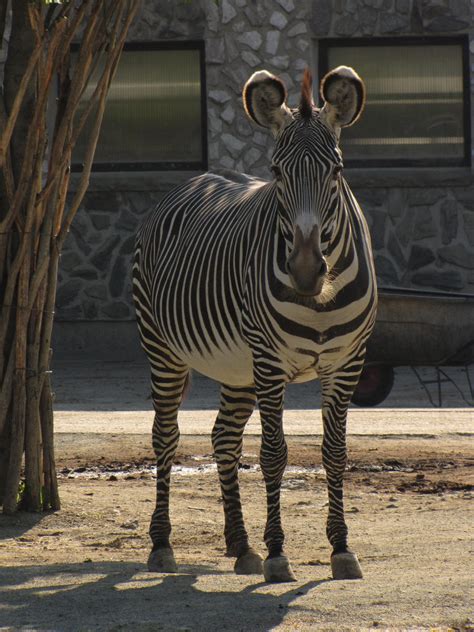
left=263, top=556, right=296, bottom=583
left=147, top=547, right=177, bottom=573
left=234, top=548, right=264, bottom=575
left=331, top=551, right=363, bottom=580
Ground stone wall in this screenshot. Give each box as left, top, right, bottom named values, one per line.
left=56, top=0, right=474, bottom=322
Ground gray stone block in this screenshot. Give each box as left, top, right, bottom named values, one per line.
left=379, top=13, right=409, bottom=33
left=70, top=267, right=99, bottom=281
left=120, top=236, right=136, bottom=256
left=101, top=302, right=131, bottom=319
left=266, top=31, right=281, bottom=55
left=395, top=0, right=410, bottom=12
left=387, top=232, right=407, bottom=267
left=56, top=279, right=82, bottom=308
left=128, top=192, right=155, bottom=215
left=116, top=209, right=138, bottom=232
left=83, top=300, right=99, bottom=320
left=334, top=15, right=359, bottom=35
left=224, top=34, right=241, bottom=63
left=222, top=133, right=246, bottom=159
left=463, top=213, right=474, bottom=246
left=209, top=113, right=223, bottom=136
left=413, top=206, right=437, bottom=241
left=221, top=0, right=237, bottom=24
left=407, top=189, right=442, bottom=206
left=288, top=23, right=307, bottom=36
left=84, top=284, right=109, bottom=301
left=235, top=117, right=253, bottom=138
left=90, top=236, right=120, bottom=269
left=375, top=255, right=399, bottom=284
left=270, top=55, right=290, bottom=70
left=237, top=31, right=263, bottom=51
left=244, top=6, right=268, bottom=27
left=407, top=245, right=436, bottom=271
left=370, top=211, right=387, bottom=249
left=241, top=51, right=261, bottom=68
left=296, top=39, right=310, bottom=53
left=412, top=269, right=464, bottom=291
left=84, top=192, right=120, bottom=213
left=207, top=38, right=225, bottom=64
left=221, top=104, right=236, bottom=125
left=345, top=0, right=359, bottom=13
left=60, top=251, right=82, bottom=272
left=438, top=244, right=474, bottom=269
left=355, top=187, right=388, bottom=208
left=440, top=199, right=458, bottom=245
left=359, top=7, right=378, bottom=34
left=270, top=11, right=289, bottom=30
left=90, top=213, right=111, bottom=231
left=246, top=147, right=263, bottom=167
left=209, top=89, right=232, bottom=104
left=55, top=305, right=82, bottom=320
left=424, top=16, right=469, bottom=31
left=70, top=225, right=92, bottom=256
left=110, top=256, right=128, bottom=298
left=395, top=209, right=415, bottom=247
left=276, top=0, right=296, bottom=12
left=454, top=189, right=474, bottom=212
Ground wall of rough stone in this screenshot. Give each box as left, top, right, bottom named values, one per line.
left=55, top=0, right=474, bottom=322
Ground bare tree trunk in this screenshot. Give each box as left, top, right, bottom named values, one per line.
left=0, top=0, right=140, bottom=513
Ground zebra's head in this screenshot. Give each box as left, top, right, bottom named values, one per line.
left=243, top=66, right=365, bottom=299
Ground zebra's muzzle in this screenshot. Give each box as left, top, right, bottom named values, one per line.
left=286, top=225, right=328, bottom=297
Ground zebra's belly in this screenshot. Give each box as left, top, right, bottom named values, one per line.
left=173, top=342, right=319, bottom=386
left=178, top=342, right=255, bottom=386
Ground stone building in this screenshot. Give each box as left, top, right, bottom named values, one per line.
left=56, top=0, right=474, bottom=354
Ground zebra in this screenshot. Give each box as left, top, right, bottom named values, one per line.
left=132, top=66, right=377, bottom=583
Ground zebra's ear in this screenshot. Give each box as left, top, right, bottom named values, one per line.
left=320, top=66, right=366, bottom=135
left=243, top=70, right=293, bottom=137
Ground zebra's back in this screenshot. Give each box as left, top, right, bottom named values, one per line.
left=134, top=173, right=277, bottom=384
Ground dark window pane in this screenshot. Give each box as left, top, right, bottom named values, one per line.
left=325, top=42, right=466, bottom=166
left=74, top=46, right=204, bottom=169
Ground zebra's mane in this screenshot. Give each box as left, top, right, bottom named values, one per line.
left=299, top=68, right=314, bottom=121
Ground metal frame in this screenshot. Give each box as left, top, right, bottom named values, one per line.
left=71, top=40, right=208, bottom=173
left=318, top=35, right=471, bottom=169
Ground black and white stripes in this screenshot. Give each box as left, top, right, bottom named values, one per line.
left=133, top=66, right=377, bottom=582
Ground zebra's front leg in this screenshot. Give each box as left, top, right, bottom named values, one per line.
left=320, top=363, right=365, bottom=580
left=254, top=368, right=296, bottom=583
left=212, top=384, right=263, bottom=575
left=147, top=366, right=188, bottom=573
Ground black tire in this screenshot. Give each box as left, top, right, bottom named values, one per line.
left=351, top=364, right=395, bottom=407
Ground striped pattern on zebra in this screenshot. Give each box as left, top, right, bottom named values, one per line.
left=132, top=66, right=377, bottom=582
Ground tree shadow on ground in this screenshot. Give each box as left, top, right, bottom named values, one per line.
left=0, top=561, right=327, bottom=631
left=0, top=511, right=47, bottom=540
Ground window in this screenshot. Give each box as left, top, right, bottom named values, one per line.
left=73, top=41, right=207, bottom=171
left=319, top=37, right=470, bottom=168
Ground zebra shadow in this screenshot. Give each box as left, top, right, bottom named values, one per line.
left=0, top=561, right=327, bottom=631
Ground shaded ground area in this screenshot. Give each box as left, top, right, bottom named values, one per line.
left=1, top=359, right=473, bottom=630
left=1, top=435, right=473, bottom=631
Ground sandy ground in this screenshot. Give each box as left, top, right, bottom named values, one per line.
left=0, top=361, right=473, bottom=632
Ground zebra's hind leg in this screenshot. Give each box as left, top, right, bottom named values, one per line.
left=320, top=357, right=366, bottom=580
left=212, top=384, right=263, bottom=575
left=146, top=360, right=189, bottom=573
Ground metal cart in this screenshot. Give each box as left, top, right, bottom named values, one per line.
left=352, top=287, right=474, bottom=407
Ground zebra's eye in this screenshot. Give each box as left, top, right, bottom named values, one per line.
left=332, top=165, right=343, bottom=180
left=272, top=165, right=282, bottom=181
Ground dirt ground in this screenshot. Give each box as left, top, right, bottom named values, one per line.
left=0, top=433, right=473, bottom=632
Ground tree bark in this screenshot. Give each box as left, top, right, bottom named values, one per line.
left=0, top=0, right=140, bottom=512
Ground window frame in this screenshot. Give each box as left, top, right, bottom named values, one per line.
left=318, top=35, right=471, bottom=169
left=71, top=40, right=208, bottom=173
